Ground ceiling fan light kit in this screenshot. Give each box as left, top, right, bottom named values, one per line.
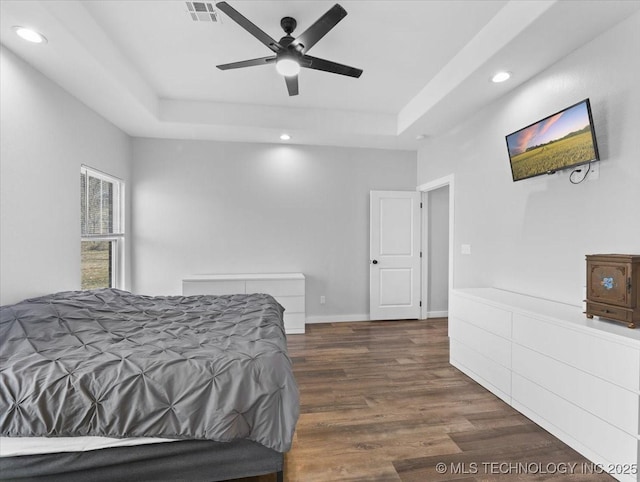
left=215, top=1, right=363, bottom=96
left=276, top=57, right=300, bottom=77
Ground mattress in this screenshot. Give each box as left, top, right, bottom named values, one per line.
left=0, top=289, right=299, bottom=454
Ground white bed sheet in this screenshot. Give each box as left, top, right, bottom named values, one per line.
left=0, top=436, right=177, bottom=457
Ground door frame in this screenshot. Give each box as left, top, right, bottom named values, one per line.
left=417, top=174, right=455, bottom=320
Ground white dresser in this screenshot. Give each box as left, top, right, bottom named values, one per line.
left=450, top=288, right=640, bottom=482
left=182, top=273, right=305, bottom=334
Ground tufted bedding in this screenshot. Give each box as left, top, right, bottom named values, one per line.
left=0, top=289, right=299, bottom=453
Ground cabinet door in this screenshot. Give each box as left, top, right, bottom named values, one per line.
left=587, top=261, right=631, bottom=307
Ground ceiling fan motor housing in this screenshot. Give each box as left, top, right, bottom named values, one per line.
left=280, top=16, right=297, bottom=35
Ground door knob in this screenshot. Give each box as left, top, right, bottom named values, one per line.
left=372, top=259, right=378, bottom=264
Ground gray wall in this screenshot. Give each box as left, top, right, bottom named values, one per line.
left=426, top=185, right=449, bottom=315
left=131, top=139, right=416, bottom=319
left=417, top=12, right=640, bottom=306
left=0, top=46, right=132, bottom=305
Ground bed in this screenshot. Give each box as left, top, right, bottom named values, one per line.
left=0, top=289, right=299, bottom=481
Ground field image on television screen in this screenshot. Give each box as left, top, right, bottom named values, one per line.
left=506, top=100, right=598, bottom=181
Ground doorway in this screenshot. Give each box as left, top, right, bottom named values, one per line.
left=418, top=175, right=454, bottom=319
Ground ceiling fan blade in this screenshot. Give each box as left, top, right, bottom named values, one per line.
left=215, top=2, right=282, bottom=52
left=217, top=56, right=276, bottom=70
left=290, top=4, right=347, bottom=53
left=285, top=75, right=299, bottom=96
left=301, top=55, right=363, bottom=78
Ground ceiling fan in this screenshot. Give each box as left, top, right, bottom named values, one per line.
left=215, top=1, right=363, bottom=96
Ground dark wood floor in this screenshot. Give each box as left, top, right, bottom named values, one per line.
left=237, top=318, right=613, bottom=481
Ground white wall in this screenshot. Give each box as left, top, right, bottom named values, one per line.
left=417, top=12, right=640, bottom=306
left=0, top=46, right=132, bottom=305
left=131, top=138, right=416, bottom=319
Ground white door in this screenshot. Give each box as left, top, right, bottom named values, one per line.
left=370, top=191, right=421, bottom=320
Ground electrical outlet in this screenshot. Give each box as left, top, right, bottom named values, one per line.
left=461, top=244, right=471, bottom=255
left=320, top=296, right=326, bottom=304
left=587, top=162, right=599, bottom=181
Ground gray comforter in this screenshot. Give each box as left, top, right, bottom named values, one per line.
left=0, top=289, right=299, bottom=452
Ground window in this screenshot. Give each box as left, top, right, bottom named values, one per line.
left=81, top=166, right=124, bottom=290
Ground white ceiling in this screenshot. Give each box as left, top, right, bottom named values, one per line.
left=1, top=0, right=638, bottom=150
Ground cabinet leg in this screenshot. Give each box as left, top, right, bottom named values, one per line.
left=628, top=322, right=636, bottom=329
left=586, top=314, right=594, bottom=319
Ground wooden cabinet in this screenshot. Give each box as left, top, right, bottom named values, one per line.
left=450, top=288, right=640, bottom=482
left=586, top=254, right=640, bottom=328
left=182, top=273, right=306, bottom=334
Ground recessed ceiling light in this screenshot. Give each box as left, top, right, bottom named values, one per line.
left=13, top=26, right=47, bottom=44
left=280, top=134, right=291, bottom=141
left=491, top=71, right=511, bottom=83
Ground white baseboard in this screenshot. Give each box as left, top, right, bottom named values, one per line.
left=305, top=314, right=370, bottom=324
left=305, top=312, right=447, bottom=324
left=426, top=310, right=448, bottom=318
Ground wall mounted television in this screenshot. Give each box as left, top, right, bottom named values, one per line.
left=506, top=98, right=599, bottom=182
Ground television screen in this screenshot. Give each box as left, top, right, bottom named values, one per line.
left=506, top=99, right=599, bottom=182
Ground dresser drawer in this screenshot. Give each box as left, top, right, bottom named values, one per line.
left=246, top=279, right=305, bottom=296
left=512, top=344, right=639, bottom=434
left=449, top=293, right=512, bottom=338
left=513, top=312, right=639, bottom=391
left=450, top=339, right=511, bottom=403
left=449, top=317, right=511, bottom=368
left=284, top=313, right=305, bottom=334
left=183, top=280, right=245, bottom=296
left=586, top=301, right=633, bottom=323
left=276, top=295, right=305, bottom=313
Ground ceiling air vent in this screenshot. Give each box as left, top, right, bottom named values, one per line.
left=186, top=2, right=219, bottom=22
